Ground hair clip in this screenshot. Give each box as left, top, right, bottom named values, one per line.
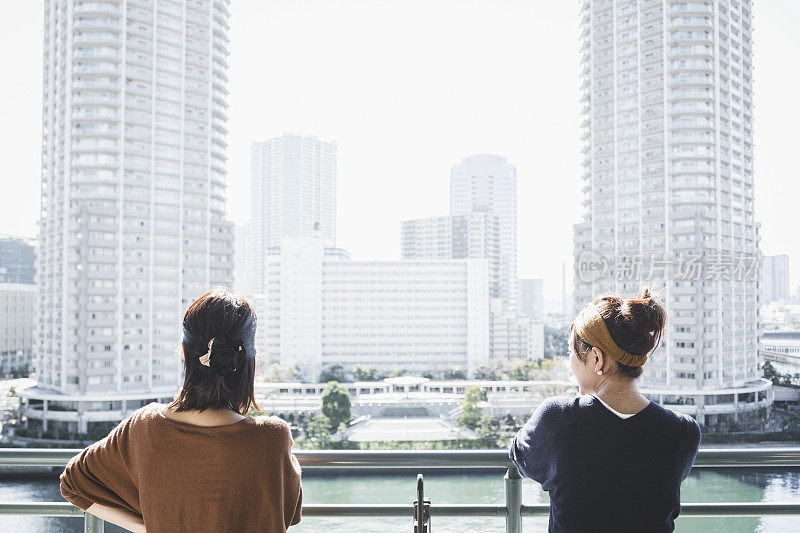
left=199, top=338, right=213, bottom=367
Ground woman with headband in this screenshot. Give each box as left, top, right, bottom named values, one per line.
left=509, top=288, right=700, bottom=533
left=60, top=287, right=302, bottom=532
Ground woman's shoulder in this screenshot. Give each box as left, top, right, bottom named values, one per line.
left=533, top=395, right=587, bottom=420
left=118, top=402, right=165, bottom=426
left=525, top=395, right=585, bottom=433
left=651, top=403, right=701, bottom=437
left=251, top=415, right=294, bottom=441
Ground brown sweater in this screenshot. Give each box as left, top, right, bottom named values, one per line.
left=60, top=403, right=302, bottom=532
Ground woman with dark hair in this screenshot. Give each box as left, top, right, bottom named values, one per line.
left=60, top=287, right=302, bottom=532
left=509, top=288, right=700, bottom=533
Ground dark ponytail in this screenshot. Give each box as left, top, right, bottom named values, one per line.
left=171, top=287, right=259, bottom=414
left=573, top=287, right=667, bottom=378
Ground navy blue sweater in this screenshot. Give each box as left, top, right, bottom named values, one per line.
left=509, top=395, right=701, bottom=533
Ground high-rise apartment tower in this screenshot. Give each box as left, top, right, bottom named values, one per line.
left=28, top=0, right=233, bottom=435
left=573, top=0, right=770, bottom=426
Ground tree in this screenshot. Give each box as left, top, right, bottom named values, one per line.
left=319, top=364, right=346, bottom=383
left=307, top=414, right=332, bottom=448
left=321, top=381, right=352, bottom=431
left=762, top=361, right=779, bottom=383
left=474, top=365, right=500, bottom=381
left=459, top=386, right=486, bottom=428
left=263, top=364, right=300, bottom=383
left=388, top=368, right=407, bottom=378
left=445, top=368, right=466, bottom=380
left=504, top=413, right=517, bottom=429
left=354, top=365, right=377, bottom=381
left=510, top=360, right=538, bottom=381
left=475, top=415, right=500, bottom=441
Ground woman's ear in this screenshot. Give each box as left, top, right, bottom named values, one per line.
left=591, top=347, right=605, bottom=374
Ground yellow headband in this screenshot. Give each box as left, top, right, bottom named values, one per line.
left=574, top=303, right=648, bottom=367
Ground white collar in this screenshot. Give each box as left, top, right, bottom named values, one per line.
left=591, top=394, right=636, bottom=419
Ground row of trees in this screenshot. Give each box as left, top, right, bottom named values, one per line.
left=763, top=361, right=800, bottom=388
left=457, top=386, right=523, bottom=445
left=262, top=357, right=570, bottom=385
left=255, top=380, right=354, bottom=448
left=257, top=380, right=527, bottom=449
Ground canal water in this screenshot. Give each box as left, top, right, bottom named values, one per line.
left=1, top=469, right=799, bottom=532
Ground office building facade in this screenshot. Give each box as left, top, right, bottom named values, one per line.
left=401, top=213, right=501, bottom=299
left=0, top=236, right=36, bottom=284
left=262, top=237, right=490, bottom=381
left=489, top=298, right=544, bottom=363
left=0, top=283, right=37, bottom=374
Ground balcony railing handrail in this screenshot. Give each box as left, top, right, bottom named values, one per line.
left=2, top=447, right=800, bottom=532
left=3, top=446, right=800, bottom=468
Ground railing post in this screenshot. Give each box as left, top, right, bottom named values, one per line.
left=504, top=465, right=522, bottom=533
left=84, top=512, right=104, bottom=533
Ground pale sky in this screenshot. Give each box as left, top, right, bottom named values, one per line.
left=1, top=1, right=798, bottom=301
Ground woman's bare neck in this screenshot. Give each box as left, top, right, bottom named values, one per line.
left=592, top=379, right=650, bottom=415
left=162, top=405, right=245, bottom=427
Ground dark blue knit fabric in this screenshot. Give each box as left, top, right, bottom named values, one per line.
left=509, top=395, right=701, bottom=533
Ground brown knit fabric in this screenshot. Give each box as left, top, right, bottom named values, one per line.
left=60, top=403, right=302, bottom=533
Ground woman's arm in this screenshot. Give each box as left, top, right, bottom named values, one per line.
left=86, top=503, right=146, bottom=533
left=60, top=415, right=142, bottom=518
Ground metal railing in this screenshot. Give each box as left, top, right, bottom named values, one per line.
left=2, top=447, right=800, bottom=532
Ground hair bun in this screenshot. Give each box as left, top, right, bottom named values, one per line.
left=620, top=287, right=666, bottom=338
left=208, top=337, right=244, bottom=375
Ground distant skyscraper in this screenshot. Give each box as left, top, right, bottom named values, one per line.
left=574, top=0, right=769, bottom=426
left=0, top=236, right=36, bottom=374
left=401, top=213, right=501, bottom=299
left=28, top=0, right=233, bottom=434
left=450, top=154, right=517, bottom=308
left=517, top=278, right=544, bottom=320
left=0, top=283, right=36, bottom=374
left=0, top=236, right=35, bottom=284
left=762, top=255, right=790, bottom=304
left=248, top=135, right=337, bottom=297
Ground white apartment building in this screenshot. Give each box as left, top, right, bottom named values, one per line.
left=762, top=254, right=790, bottom=304
left=573, top=0, right=769, bottom=426
left=490, top=299, right=544, bottom=363
left=247, top=135, right=337, bottom=299
left=262, top=238, right=490, bottom=381
left=401, top=213, right=501, bottom=299
left=0, top=283, right=37, bottom=374
left=450, top=154, right=518, bottom=309
left=26, top=0, right=233, bottom=436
